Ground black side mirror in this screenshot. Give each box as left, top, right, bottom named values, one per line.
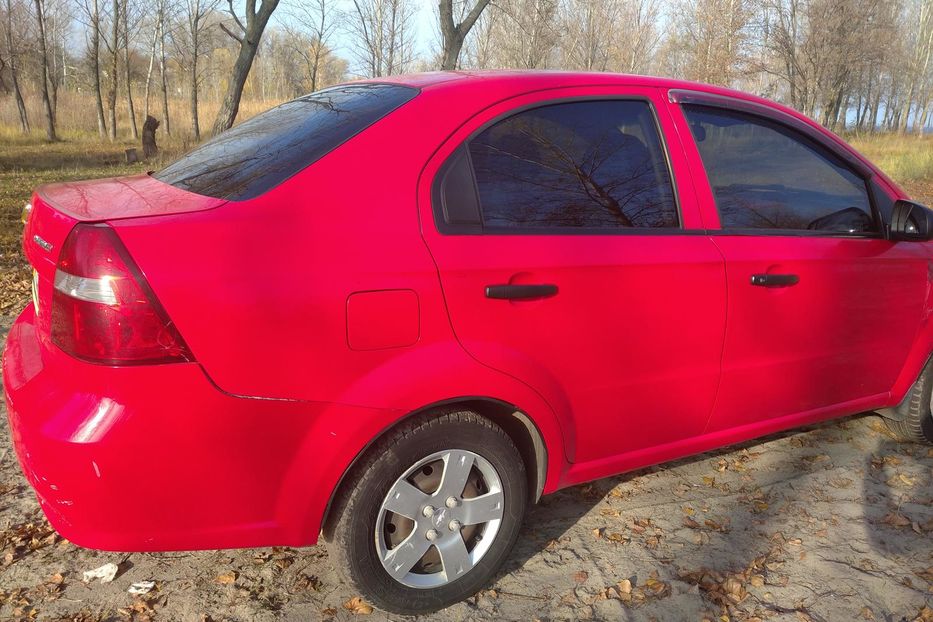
left=889, top=199, right=933, bottom=241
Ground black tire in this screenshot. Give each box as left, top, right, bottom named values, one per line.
left=323, top=410, right=528, bottom=614
left=883, top=358, right=933, bottom=444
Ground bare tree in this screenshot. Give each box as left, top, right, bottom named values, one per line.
left=122, top=0, right=140, bottom=139
left=3, top=0, right=28, bottom=132
left=287, top=0, right=340, bottom=92
left=176, top=0, right=219, bottom=139
left=211, top=0, right=280, bottom=134
left=898, top=0, right=933, bottom=133
left=438, top=0, right=490, bottom=70
left=486, top=0, right=559, bottom=69
left=347, top=0, right=417, bottom=77
left=669, top=0, right=753, bottom=85
left=158, top=1, right=171, bottom=135
left=78, top=0, right=109, bottom=137
left=559, top=0, right=619, bottom=71
left=34, top=0, right=57, bottom=140
left=103, top=0, right=119, bottom=140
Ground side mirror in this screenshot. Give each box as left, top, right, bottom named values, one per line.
left=889, top=199, right=933, bottom=241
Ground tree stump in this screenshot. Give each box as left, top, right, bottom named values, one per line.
left=142, top=116, right=160, bottom=159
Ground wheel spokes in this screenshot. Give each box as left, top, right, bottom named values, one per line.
left=460, top=490, right=504, bottom=525
left=383, top=478, right=430, bottom=520
left=436, top=532, right=473, bottom=581
left=383, top=532, right=432, bottom=581
left=438, top=450, right=475, bottom=498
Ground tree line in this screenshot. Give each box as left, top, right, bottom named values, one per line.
left=1, top=0, right=931, bottom=142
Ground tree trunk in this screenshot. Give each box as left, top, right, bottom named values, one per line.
left=212, top=37, right=259, bottom=134
left=107, top=0, right=119, bottom=141
left=158, top=16, right=171, bottom=136
left=144, top=28, right=156, bottom=119
left=190, top=56, right=200, bottom=140
left=211, top=0, right=280, bottom=135
left=34, top=0, right=56, bottom=140
left=123, top=0, right=138, bottom=139
left=91, top=0, right=107, bottom=138
left=5, top=0, right=28, bottom=132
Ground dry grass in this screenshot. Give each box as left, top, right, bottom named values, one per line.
left=0, top=91, right=284, bottom=143
left=849, top=134, right=933, bottom=201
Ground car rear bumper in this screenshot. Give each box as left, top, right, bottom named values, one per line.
left=2, top=304, right=386, bottom=551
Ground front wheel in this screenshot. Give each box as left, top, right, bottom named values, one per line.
left=323, top=411, right=528, bottom=614
left=883, top=358, right=933, bottom=444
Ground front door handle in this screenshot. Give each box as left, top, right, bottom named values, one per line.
left=485, top=284, right=558, bottom=300
left=750, top=273, right=799, bottom=287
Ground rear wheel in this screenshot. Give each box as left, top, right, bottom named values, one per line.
left=883, top=358, right=933, bottom=444
left=324, top=411, right=528, bottom=614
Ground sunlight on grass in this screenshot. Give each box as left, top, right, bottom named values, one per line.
left=849, top=134, right=933, bottom=184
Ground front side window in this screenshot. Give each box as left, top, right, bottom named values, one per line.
left=155, top=83, right=418, bottom=201
left=468, top=100, right=679, bottom=230
left=683, top=105, right=875, bottom=234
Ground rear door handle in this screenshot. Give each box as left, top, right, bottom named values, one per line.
left=750, top=273, right=799, bottom=287
left=485, top=284, right=558, bottom=300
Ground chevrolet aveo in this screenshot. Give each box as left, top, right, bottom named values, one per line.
left=4, top=71, right=933, bottom=614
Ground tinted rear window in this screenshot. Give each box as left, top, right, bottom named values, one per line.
left=154, top=83, right=418, bottom=201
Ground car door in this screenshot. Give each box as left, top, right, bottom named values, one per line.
left=419, top=86, right=727, bottom=465
left=673, top=100, right=929, bottom=432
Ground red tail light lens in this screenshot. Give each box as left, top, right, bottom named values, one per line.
left=50, top=224, right=193, bottom=365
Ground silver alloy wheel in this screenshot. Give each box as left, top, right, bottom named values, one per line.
left=375, top=449, right=504, bottom=588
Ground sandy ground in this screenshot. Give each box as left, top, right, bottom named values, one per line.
left=1, top=316, right=932, bottom=622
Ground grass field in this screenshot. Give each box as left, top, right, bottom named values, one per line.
left=0, top=131, right=931, bottom=313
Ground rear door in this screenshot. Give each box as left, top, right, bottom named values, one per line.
left=674, top=101, right=929, bottom=431
left=419, top=86, right=727, bottom=465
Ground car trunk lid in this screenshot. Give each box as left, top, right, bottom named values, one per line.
left=23, top=174, right=225, bottom=333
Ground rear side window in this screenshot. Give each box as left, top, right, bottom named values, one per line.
left=154, top=84, right=417, bottom=201
left=467, top=100, right=679, bottom=230
left=683, top=105, right=875, bottom=234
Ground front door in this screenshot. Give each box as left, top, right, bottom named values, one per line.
left=678, top=104, right=929, bottom=431
left=420, top=87, right=727, bottom=465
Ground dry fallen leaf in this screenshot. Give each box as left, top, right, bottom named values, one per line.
left=343, top=596, right=373, bottom=615
left=214, top=571, right=237, bottom=585
left=881, top=512, right=912, bottom=528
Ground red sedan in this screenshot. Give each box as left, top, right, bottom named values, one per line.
left=4, top=71, right=932, bottom=614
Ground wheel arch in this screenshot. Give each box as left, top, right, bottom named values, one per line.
left=320, top=396, right=549, bottom=541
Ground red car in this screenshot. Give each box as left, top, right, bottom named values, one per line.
left=4, top=71, right=933, bottom=614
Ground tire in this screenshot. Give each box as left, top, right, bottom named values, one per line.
left=323, top=410, right=528, bottom=614
left=883, top=358, right=933, bottom=444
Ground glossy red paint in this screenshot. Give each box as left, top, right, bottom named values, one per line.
left=3, top=71, right=931, bottom=552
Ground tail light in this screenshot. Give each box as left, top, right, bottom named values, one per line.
left=50, top=223, right=193, bottom=365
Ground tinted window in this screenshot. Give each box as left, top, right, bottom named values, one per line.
left=468, top=100, right=678, bottom=230
left=683, top=106, right=875, bottom=233
left=154, top=84, right=417, bottom=201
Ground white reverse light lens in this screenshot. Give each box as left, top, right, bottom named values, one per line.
left=53, top=270, right=119, bottom=305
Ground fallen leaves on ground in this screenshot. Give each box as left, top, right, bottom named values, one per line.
left=342, top=596, right=373, bottom=615
left=214, top=571, right=237, bottom=585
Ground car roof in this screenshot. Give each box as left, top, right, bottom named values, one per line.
left=351, top=70, right=904, bottom=198
left=368, top=69, right=756, bottom=101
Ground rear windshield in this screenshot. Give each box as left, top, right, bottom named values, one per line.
left=153, top=83, right=418, bottom=201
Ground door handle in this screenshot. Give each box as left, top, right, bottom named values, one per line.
left=485, top=284, right=558, bottom=300
left=750, top=273, right=799, bottom=287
